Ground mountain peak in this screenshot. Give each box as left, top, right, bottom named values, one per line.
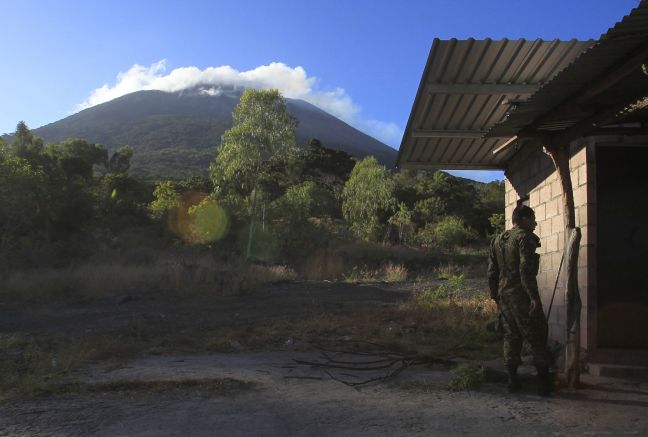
left=29, top=89, right=397, bottom=180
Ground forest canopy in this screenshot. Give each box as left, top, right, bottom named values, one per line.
left=0, top=90, right=503, bottom=272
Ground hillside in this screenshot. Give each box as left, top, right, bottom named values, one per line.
left=19, top=87, right=397, bottom=180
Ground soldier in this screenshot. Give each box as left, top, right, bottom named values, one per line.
left=488, top=204, right=553, bottom=395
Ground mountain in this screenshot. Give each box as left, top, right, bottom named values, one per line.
left=21, top=87, right=397, bottom=180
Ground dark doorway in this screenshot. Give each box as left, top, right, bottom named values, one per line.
left=597, top=146, right=648, bottom=349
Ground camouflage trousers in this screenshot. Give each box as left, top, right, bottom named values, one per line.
left=499, top=292, right=552, bottom=368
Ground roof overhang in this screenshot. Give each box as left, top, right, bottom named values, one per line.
left=487, top=2, right=648, bottom=148
left=397, top=38, right=593, bottom=170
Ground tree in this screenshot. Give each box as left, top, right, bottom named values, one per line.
left=342, top=156, right=395, bottom=241
left=209, top=89, right=299, bottom=258
left=302, top=138, right=356, bottom=215
left=108, top=145, right=134, bottom=173
left=0, top=156, right=49, bottom=256
left=388, top=202, right=415, bottom=244
left=149, top=180, right=181, bottom=220
left=11, top=121, right=45, bottom=164
left=412, top=171, right=480, bottom=229
left=210, top=89, right=299, bottom=199
left=46, top=139, right=108, bottom=181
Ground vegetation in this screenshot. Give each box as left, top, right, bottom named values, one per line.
left=0, top=90, right=505, bottom=397
left=449, top=363, right=484, bottom=391
left=342, top=156, right=396, bottom=241
left=0, top=99, right=502, bottom=273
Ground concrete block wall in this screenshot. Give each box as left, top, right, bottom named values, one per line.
left=504, top=140, right=593, bottom=347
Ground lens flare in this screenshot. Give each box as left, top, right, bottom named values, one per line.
left=168, top=192, right=229, bottom=244
left=189, top=199, right=229, bottom=243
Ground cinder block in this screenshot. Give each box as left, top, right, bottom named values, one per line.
left=579, top=206, right=589, bottom=227
left=583, top=225, right=596, bottom=245
left=552, top=215, right=564, bottom=235
left=578, top=246, right=588, bottom=268
left=558, top=231, right=566, bottom=251
left=550, top=180, right=561, bottom=199
left=540, top=185, right=552, bottom=203
left=578, top=165, right=587, bottom=187
left=571, top=147, right=586, bottom=167
left=547, top=170, right=558, bottom=183
left=574, top=185, right=587, bottom=206
left=535, top=203, right=546, bottom=221
left=530, top=189, right=540, bottom=207
left=547, top=234, right=559, bottom=252
left=578, top=267, right=589, bottom=288
left=537, top=238, right=547, bottom=255
left=552, top=251, right=564, bottom=271
left=546, top=198, right=558, bottom=218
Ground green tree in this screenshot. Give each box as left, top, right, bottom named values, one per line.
left=388, top=202, right=415, bottom=244
left=11, top=121, right=44, bottom=162
left=149, top=180, right=181, bottom=220
left=209, top=89, right=299, bottom=257
left=210, top=88, right=299, bottom=199
left=108, top=145, right=134, bottom=173
left=489, top=213, right=505, bottom=235
left=46, top=138, right=108, bottom=181
left=0, top=156, right=49, bottom=256
left=412, top=171, right=480, bottom=229
left=342, top=156, right=395, bottom=241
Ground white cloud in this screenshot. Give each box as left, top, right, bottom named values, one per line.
left=77, top=60, right=402, bottom=147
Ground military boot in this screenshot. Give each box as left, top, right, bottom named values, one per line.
left=506, top=365, right=521, bottom=393
left=536, top=366, right=553, bottom=396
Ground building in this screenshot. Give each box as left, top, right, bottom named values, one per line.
left=397, top=3, right=648, bottom=372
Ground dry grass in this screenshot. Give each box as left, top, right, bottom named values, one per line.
left=344, top=262, right=408, bottom=283
left=0, top=257, right=297, bottom=300
left=399, top=278, right=498, bottom=330
left=433, top=262, right=465, bottom=280
left=0, top=332, right=153, bottom=399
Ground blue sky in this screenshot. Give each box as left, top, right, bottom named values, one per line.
left=0, top=0, right=639, bottom=181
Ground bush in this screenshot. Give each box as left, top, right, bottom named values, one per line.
left=433, top=216, right=479, bottom=248
left=449, top=363, right=483, bottom=391
left=415, top=223, right=437, bottom=247
left=488, top=213, right=505, bottom=236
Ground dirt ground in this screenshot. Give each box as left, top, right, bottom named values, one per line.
left=1, top=351, right=647, bottom=436
left=1, top=280, right=647, bottom=436
left=0, top=280, right=417, bottom=337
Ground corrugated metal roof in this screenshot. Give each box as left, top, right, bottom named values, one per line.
left=397, top=38, right=592, bottom=169
left=489, top=2, right=648, bottom=139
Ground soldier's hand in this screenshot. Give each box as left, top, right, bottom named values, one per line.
left=528, top=298, right=539, bottom=315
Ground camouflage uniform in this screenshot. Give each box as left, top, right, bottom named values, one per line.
left=488, top=227, right=552, bottom=368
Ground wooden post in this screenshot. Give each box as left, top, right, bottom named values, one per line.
left=544, top=143, right=582, bottom=388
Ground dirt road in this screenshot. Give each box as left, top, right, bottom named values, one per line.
left=2, top=351, right=647, bottom=436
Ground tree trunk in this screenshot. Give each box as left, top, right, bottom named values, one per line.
left=544, top=144, right=582, bottom=388
left=246, top=188, right=258, bottom=260
left=564, top=227, right=582, bottom=387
